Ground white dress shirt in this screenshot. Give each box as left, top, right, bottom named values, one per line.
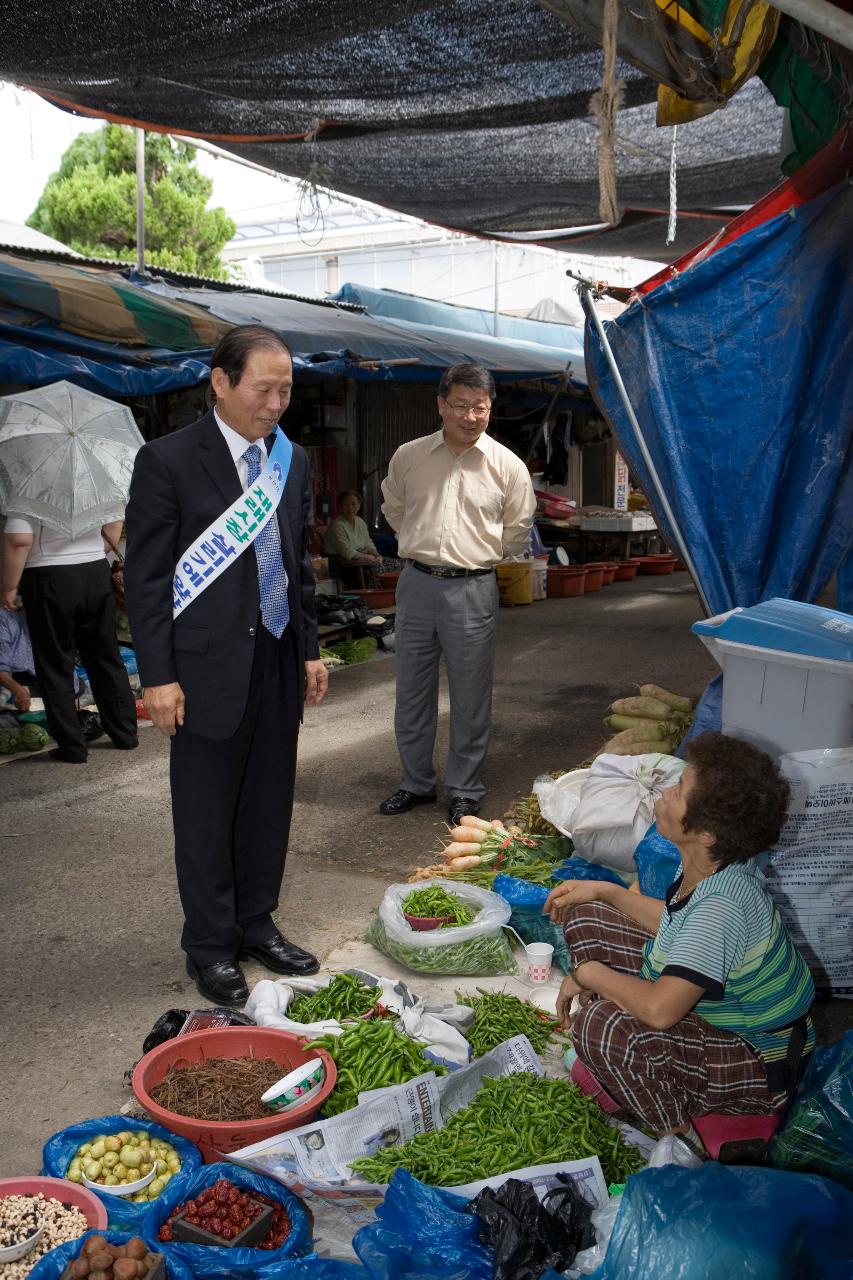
left=214, top=408, right=265, bottom=490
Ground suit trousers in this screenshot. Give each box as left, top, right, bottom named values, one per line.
left=394, top=563, right=498, bottom=801
left=170, top=622, right=300, bottom=965
left=20, top=560, right=138, bottom=760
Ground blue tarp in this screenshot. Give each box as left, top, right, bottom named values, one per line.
left=585, top=181, right=853, bottom=617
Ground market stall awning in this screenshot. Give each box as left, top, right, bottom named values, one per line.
left=0, top=0, right=808, bottom=261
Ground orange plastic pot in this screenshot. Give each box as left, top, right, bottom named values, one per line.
left=350, top=587, right=396, bottom=607
left=637, top=556, right=677, bottom=576
left=378, top=571, right=401, bottom=588
left=582, top=563, right=606, bottom=592
left=546, top=567, right=587, bottom=598
left=133, top=1027, right=337, bottom=1163
left=613, top=562, right=638, bottom=581
left=599, top=562, right=618, bottom=585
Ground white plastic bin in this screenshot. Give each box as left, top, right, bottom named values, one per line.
left=692, top=598, right=853, bottom=758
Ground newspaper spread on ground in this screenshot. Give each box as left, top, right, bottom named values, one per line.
left=227, top=1036, right=619, bottom=1256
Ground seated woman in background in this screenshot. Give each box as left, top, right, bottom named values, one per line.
left=324, top=491, right=381, bottom=568
left=546, top=732, right=814, bottom=1145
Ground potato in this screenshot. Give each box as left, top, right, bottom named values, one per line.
left=70, top=1257, right=90, bottom=1278
left=83, top=1237, right=108, bottom=1257
left=126, top=1240, right=147, bottom=1261
left=89, top=1252, right=113, bottom=1272
left=114, top=1258, right=138, bottom=1280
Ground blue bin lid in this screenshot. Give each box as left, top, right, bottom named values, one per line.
left=692, top=598, right=853, bottom=662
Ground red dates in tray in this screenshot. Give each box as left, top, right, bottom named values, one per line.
left=158, top=1180, right=291, bottom=1250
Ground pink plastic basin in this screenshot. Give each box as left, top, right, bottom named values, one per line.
left=0, top=1177, right=108, bottom=1230
left=132, top=1027, right=337, bottom=1163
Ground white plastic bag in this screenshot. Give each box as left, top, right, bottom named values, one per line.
left=366, top=879, right=516, bottom=976
left=534, top=769, right=589, bottom=835
left=566, top=753, right=685, bottom=871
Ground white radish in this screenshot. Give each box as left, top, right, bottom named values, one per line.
left=458, top=815, right=492, bottom=831
left=448, top=855, right=482, bottom=869
left=448, top=825, right=486, bottom=843
left=441, top=841, right=482, bottom=860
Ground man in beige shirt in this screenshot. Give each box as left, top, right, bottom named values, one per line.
left=379, top=362, right=536, bottom=824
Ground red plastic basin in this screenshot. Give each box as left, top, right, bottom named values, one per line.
left=404, top=912, right=454, bottom=931
left=599, top=562, right=618, bottom=585
left=0, top=1176, right=108, bottom=1230
left=350, top=587, right=396, bottom=607
left=378, top=572, right=401, bottom=588
left=546, top=567, right=586, bottom=598
left=637, top=557, right=676, bottom=576
left=613, top=562, right=639, bottom=581
left=582, top=563, right=606, bottom=592
left=132, top=1027, right=337, bottom=1163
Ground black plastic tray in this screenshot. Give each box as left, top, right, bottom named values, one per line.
left=170, top=1199, right=273, bottom=1248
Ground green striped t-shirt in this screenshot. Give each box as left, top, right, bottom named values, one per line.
left=641, top=860, right=815, bottom=1089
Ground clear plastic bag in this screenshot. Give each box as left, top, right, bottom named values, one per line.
left=366, top=881, right=515, bottom=977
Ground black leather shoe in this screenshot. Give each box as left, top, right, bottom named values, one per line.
left=186, top=957, right=248, bottom=1004
left=379, top=789, right=437, bottom=816
left=448, top=796, right=480, bottom=826
left=239, top=933, right=319, bottom=976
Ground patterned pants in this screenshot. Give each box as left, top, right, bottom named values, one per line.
left=565, top=902, right=789, bottom=1132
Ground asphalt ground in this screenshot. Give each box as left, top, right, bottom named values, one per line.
left=1, top=573, right=849, bottom=1175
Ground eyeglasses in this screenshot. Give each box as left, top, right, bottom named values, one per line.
left=445, top=401, right=491, bottom=418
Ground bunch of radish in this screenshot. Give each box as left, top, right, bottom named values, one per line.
left=439, top=815, right=512, bottom=871
left=600, top=684, right=694, bottom=756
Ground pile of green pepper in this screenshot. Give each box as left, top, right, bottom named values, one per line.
left=303, top=1018, right=446, bottom=1117
left=349, top=1071, right=644, bottom=1187
left=288, top=973, right=380, bottom=1023
left=366, top=913, right=517, bottom=977
left=459, top=989, right=566, bottom=1057
left=402, top=886, right=475, bottom=926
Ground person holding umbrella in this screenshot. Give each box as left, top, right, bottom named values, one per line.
left=0, top=381, right=143, bottom=762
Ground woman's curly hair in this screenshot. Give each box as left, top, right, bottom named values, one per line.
left=682, top=732, right=791, bottom=866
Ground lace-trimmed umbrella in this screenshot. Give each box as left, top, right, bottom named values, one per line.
left=0, top=380, right=144, bottom=538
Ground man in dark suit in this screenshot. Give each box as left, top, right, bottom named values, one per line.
left=125, top=325, right=328, bottom=1004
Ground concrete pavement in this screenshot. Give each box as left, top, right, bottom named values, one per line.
left=0, top=575, right=783, bottom=1173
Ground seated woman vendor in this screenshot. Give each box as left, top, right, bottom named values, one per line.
left=545, top=732, right=814, bottom=1140
left=324, top=491, right=382, bottom=568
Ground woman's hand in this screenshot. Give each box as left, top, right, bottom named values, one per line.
left=544, top=878, right=610, bottom=924
left=556, top=973, right=584, bottom=1027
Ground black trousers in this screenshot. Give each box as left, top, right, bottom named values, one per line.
left=170, top=624, right=301, bottom=965
left=20, top=560, right=138, bottom=760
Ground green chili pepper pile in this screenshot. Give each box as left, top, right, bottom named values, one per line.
left=303, top=1018, right=446, bottom=1117
left=458, top=989, right=565, bottom=1058
left=366, top=913, right=517, bottom=977
left=288, top=973, right=379, bottom=1023
left=402, top=887, right=475, bottom=927
left=349, top=1071, right=644, bottom=1187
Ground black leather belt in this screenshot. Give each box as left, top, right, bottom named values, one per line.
left=410, top=561, right=494, bottom=579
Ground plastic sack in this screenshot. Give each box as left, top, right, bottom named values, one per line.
left=591, top=1163, right=853, bottom=1280
left=533, top=770, right=588, bottom=837
left=28, top=1230, right=195, bottom=1280
left=137, top=1161, right=310, bottom=1278
left=366, top=881, right=516, bottom=977
left=769, top=1031, right=853, bottom=1189
left=469, top=1176, right=594, bottom=1280
left=569, top=754, right=686, bottom=871
left=41, top=1115, right=203, bottom=1233
left=632, top=822, right=681, bottom=899
left=569, top=1195, right=622, bottom=1276
left=353, top=1169, right=493, bottom=1280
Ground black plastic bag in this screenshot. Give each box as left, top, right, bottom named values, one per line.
left=141, top=1007, right=255, bottom=1055
left=468, top=1175, right=595, bottom=1280
left=78, top=709, right=104, bottom=741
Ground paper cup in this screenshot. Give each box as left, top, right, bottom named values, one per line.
left=525, top=942, right=554, bottom=985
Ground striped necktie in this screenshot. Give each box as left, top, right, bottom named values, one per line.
left=243, top=443, right=290, bottom=637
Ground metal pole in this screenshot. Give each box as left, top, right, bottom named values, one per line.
left=492, top=241, right=500, bottom=338
left=767, top=0, right=853, bottom=52
left=568, top=269, right=712, bottom=615
left=135, top=127, right=145, bottom=275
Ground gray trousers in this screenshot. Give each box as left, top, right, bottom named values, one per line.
left=394, top=562, right=498, bottom=800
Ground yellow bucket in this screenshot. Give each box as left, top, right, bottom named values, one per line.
left=496, top=561, right=533, bottom=606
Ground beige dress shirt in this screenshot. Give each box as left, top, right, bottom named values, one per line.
left=381, top=429, right=536, bottom=569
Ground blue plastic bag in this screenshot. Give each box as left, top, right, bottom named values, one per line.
left=591, top=1163, right=853, bottom=1280
left=41, top=1115, right=202, bottom=1233
left=28, top=1230, right=195, bottom=1280
left=770, top=1030, right=853, bottom=1190
left=139, top=1161, right=310, bottom=1278
left=632, top=823, right=680, bottom=899
left=353, top=1170, right=493, bottom=1280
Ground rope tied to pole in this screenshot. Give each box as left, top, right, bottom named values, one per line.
left=666, top=124, right=679, bottom=245
left=589, top=0, right=625, bottom=225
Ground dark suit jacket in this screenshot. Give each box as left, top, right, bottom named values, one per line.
left=124, top=411, right=318, bottom=740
